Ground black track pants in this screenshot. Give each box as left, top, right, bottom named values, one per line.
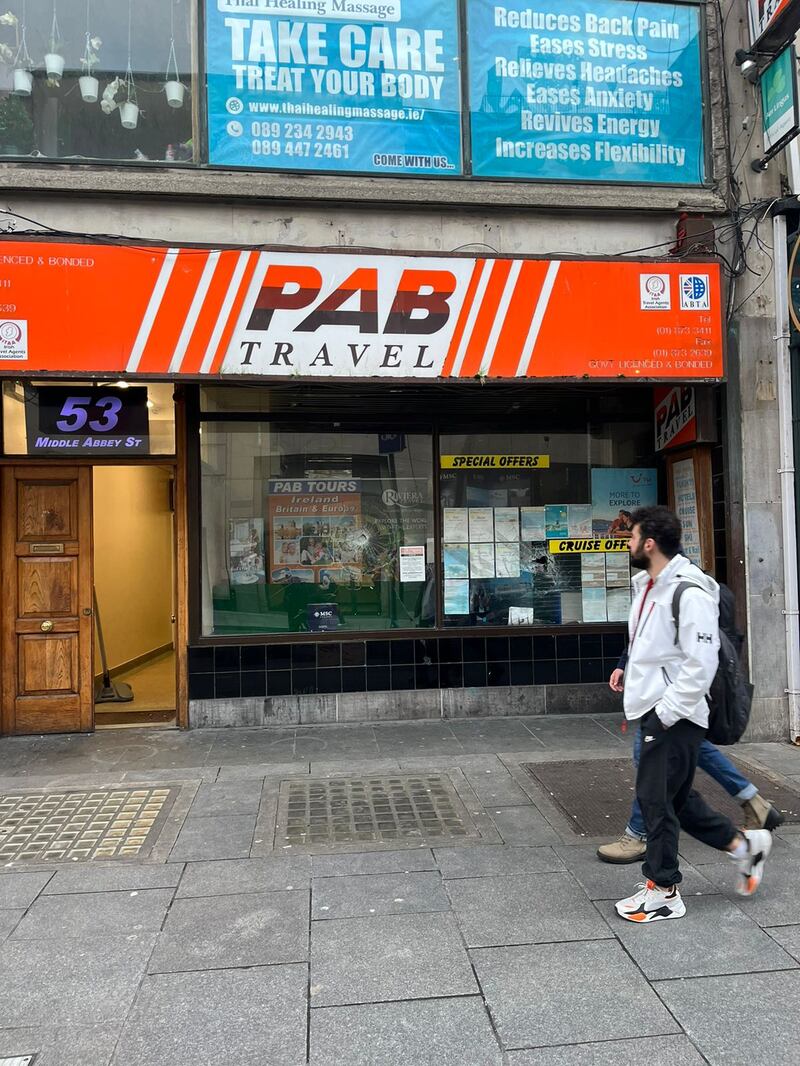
left=635, top=712, right=739, bottom=887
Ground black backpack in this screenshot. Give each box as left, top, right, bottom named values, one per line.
left=671, top=580, right=753, bottom=745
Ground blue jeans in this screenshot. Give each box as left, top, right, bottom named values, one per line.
left=626, top=726, right=756, bottom=840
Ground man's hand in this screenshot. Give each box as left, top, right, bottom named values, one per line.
left=609, top=668, right=624, bottom=692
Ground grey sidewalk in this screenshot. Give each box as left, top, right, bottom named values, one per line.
left=0, top=714, right=798, bottom=1066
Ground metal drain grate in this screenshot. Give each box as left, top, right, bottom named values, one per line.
left=0, top=787, right=178, bottom=863
left=275, top=773, right=479, bottom=848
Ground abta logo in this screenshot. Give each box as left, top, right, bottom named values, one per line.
left=682, top=276, right=707, bottom=302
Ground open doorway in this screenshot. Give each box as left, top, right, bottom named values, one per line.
left=92, top=465, right=176, bottom=727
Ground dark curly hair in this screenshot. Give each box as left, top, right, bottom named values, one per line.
left=630, top=505, right=682, bottom=559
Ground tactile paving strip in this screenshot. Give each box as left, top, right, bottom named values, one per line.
left=0, top=787, right=178, bottom=863
left=275, top=773, right=480, bottom=848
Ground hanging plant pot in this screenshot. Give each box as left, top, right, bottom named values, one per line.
left=44, top=52, right=65, bottom=78
left=120, top=100, right=139, bottom=129
left=79, top=74, right=99, bottom=102
left=13, top=68, right=33, bottom=95
left=164, top=79, right=184, bottom=108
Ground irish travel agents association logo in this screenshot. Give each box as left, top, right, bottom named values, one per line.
left=0, top=319, right=27, bottom=360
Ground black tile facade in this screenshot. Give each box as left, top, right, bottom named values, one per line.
left=187, top=629, right=627, bottom=699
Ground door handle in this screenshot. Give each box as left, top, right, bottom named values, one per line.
left=82, top=608, right=93, bottom=617
left=40, top=620, right=54, bottom=632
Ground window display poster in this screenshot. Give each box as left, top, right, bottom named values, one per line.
left=467, top=486, right=508, bottom=507
left=568, top=504, right=593, bottom=538
left=672, top=458, right=703, bottom=567
left=605, top=553, right=631, bottom=588
left=607, top=586, right=632, bottom=622
left=205, top=0, right=462, bottom=176
left=443, top=507, right=469, bottom=542
left=560, top=591, right=583, bottom=623
left=545, top=504, right=569, bottom=539
left=268, top=480, right=362, bottom=584
left=469, top=507, right=495, bottom=542
left=509, top=606, right=534, bottom=625
left=470, top=542, right=496, bottom=578
left=494, top=507, right=520, bottom=542
left=581, top=553, right=605, bottom=588
left=467, top=0, right=704, bottom=184
left=399, top=545, right=426, bottom=583
left=521, top=507, right=546, bottom=541
left=443, top=544, right=469, bottom=578
left=496, top=542, right=521, bottom=578
left=591, top=469, right=657, bottom=535
left=444, top=579, right=469, bottom=615
left=229, top=518, right=266, bottom=585
left=582, top=587, right=608, bottom=623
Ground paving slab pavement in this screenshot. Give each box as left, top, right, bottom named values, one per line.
left=0, top=715, right=797, bottom=1065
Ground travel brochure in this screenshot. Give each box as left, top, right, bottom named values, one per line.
left=443, top=544, right=469, bottom=579
left=521, top=507, right=545, bottom=540
left=440, top=498, right=637, bottom=621
left=494, top=507, right=520, bottom=542
left=468, top=507, right=494, bottom=542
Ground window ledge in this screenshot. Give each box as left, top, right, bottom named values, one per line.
left=0, top=162, right=729, bottom=214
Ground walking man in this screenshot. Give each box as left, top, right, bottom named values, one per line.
left=598, top=653, right=783, bottom=865
left=615, top=506, right=772, bottom=923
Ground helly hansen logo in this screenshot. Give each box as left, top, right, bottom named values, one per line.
left=697, top=633, right=713, bottom=644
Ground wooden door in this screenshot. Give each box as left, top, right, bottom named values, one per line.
left=1, top=467, right=93, bottom=735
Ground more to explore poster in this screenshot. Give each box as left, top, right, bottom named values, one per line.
left=591, top=469, right=658, bottom=535
left=206, top=0, right=462, bottom=175
left=467, top=0, right=704, bottom=183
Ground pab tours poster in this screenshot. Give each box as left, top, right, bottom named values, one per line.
left=268, top=479, right=363, bottom=586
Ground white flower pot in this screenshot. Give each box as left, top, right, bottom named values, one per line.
left=164, top=80, right=184, bottom=108
left=44, top=53, right=64, bottom=78
left=13, top=68, right=32, bottom=95
left=79, top=75, right=99, bottom=102
left=120, top=101, right=139, bottom=129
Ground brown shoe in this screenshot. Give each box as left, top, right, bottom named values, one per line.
left=741, top=793, right=784, bottom=831
left=596, top=834, right=647, bottom=864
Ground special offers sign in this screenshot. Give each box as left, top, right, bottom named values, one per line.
left=0, top=242, right=723, bottom=381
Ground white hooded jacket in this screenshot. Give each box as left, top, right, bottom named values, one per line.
left=623, top=553, right=720, bottom=729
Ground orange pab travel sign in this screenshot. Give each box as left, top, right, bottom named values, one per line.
left=0, top=242, right=724, bottom=381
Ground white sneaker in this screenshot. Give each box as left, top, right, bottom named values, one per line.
left=735, top=829, right=773, bottom=897
left=615, top=880, right=686, bottom=923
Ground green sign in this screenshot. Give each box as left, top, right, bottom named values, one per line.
left=761, top=46, right=799, bottom=152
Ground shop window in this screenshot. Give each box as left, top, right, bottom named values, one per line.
left=439, top=429, right=654, bottom=628
left=0, top=0, right=194, bottom=163
left=199, top=422, right=435, bottom=636
left=1, top=380, right=176, bottom=454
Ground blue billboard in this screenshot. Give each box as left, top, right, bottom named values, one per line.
left=467, top=0, right=704, bottom=184
left=206, top=0, right=462, bottom=175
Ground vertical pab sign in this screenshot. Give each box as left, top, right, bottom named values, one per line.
left=206, top=0, right=462, bottom=175
left=748, top=0, right=797, bottom=45
left=760, top=45, right=799, bottom=152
